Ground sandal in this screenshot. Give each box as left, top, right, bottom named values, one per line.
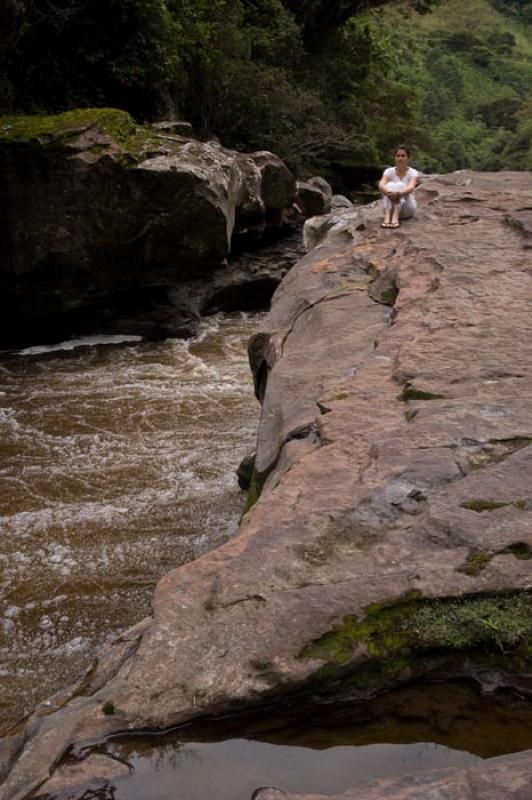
left=381, top=222, right=392, bottom=228
left=390, top=221, right=400, bottom=228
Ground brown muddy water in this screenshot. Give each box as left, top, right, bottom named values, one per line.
left=66, top=681, right=532, bottom=800
left=0, top=313, right=261, bottom=734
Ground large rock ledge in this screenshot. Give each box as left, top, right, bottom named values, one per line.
left=1, top=171, right=532, bottom=800
left=0, top=108, right=297, bottom=346
left=254, top=749, right=532, bottom=800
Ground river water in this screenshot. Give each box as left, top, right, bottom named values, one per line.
left=0, top=313, right=261, bottom=734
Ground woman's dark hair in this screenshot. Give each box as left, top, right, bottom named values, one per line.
left=394, top=144, right=411, bottom=156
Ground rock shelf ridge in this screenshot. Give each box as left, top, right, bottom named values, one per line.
left=1, top=170, right=532, bottom=800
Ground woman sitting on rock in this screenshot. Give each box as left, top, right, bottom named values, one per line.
left=379, top=145, right=419, bottom=229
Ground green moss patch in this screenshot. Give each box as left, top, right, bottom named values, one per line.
left=398, top=384, right=445, bottom=402
left=0, top=108, right=136, bottom=143
left=461, top=500, right=509, bottom=512
left=300, top=593, right=422, bottom=664
left=457, top=542, right=532, bottom=576
left=241, top=468, right=261, bottom=518
left=0, top=107, right=165, bottom=162
left=300, top=593, right=532, bottom=677
left=457, top=550, right=493, bottom=575
left=378, top=287, right=399, bottom=306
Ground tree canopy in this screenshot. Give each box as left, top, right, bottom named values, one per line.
left=2, top=0, right=531, bottom=175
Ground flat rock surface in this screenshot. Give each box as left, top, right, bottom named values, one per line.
left=1, top=171, right=532, bottom=800
left=253, top=749, right=532, bottom=799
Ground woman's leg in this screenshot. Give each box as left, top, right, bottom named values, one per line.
left=381, top=182, right=402, bottom=226
left=381, top=195, right=393, bottom=225
left=399, top=196, right=416, bottom=220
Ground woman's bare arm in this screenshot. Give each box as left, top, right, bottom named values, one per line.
left=378, top=174, right=390, bottom=193
left=399, top=176, right=418, bottom=197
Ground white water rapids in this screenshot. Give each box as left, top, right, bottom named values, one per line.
left=0, top=313, right=261, bottom=733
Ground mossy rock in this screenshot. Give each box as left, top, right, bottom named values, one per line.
left=299, top=593, right=532, bottom=691
left=457, top=550, right=493, bottom=576
left=0, top=107, right=169, bottom=162
left=0, top=108, right=136, bottom=144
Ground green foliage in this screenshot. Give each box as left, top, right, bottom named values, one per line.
left=300, top=592, right=532, bottom=671
left=2, top=0, right=531, bottom=174
left=492, top=0, right=532, bottom=25
left=381, top=0, right=532, bottom=171
left=6, top=0, right=183, bottom=117
left=410, top=594, right=532, bottom=651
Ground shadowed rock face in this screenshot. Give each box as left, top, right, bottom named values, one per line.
left=0, top=109, right=296, bottom=346
left=1, top=171, right=532, bottom=800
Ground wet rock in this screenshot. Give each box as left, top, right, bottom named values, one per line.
left=296, top=180, right=332, bottom=217
left=0, top=108, right=296, bottom=347
left=368, top=265, right=398, bottom=306
left=237, top=452, right=256, bottom=490
left=330, top=194, right=354, bottom=209
left=1, top=171, right=532, bottom=800
left=307, top=176, right=333, bottom=200
left=150, top=120, right=196, bottom=137
left=33, top=755, right=129, bottom=799
left=249, top=151, right=297, bottom=218
left=252, top=750, right=532, bottom=799
left=303, top=208, right=359, bottom=251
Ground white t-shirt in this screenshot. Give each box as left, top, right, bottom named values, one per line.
left=383, top=166, right=419, bottom=187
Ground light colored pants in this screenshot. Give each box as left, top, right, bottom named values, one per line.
left=382, top=181, right=416, bottom=219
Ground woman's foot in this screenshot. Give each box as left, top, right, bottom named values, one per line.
left=390, top=221, right=400, bottom=228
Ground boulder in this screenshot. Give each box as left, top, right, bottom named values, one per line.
left=306, top=176, right=333, bottom=199
left=303, top=207, right=360, bottom=251
left=0, top=108, right=296, bottom=346
left=249, top=151, right=297, bottom=220
left=150, top=120, right=196, bottom=137
left=330, top=193, right=353, bottom=209
left=295, top=180, right=331, bottom=217
left=237, top=452, right=256, bottom=490
left=1, top=171, right=532, bottom=800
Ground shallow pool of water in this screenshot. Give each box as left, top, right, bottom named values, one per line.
left=83, top=682, right=532, bottom=800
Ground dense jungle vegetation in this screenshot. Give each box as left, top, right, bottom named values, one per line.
left=1, top=0, right=531, bottom=173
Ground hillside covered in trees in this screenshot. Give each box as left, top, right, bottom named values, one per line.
left=1, top=0, right=531, bottom=173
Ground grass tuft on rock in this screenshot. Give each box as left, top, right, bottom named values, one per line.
left=398, top=385, right=445, bottom=402
left=457, top=550, right=493, bottom=576
left=300, top=593, right=532, bottom=671
left=461, top=499, right=509, bottom=512
left=241, top=468, right=261, bottom=518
